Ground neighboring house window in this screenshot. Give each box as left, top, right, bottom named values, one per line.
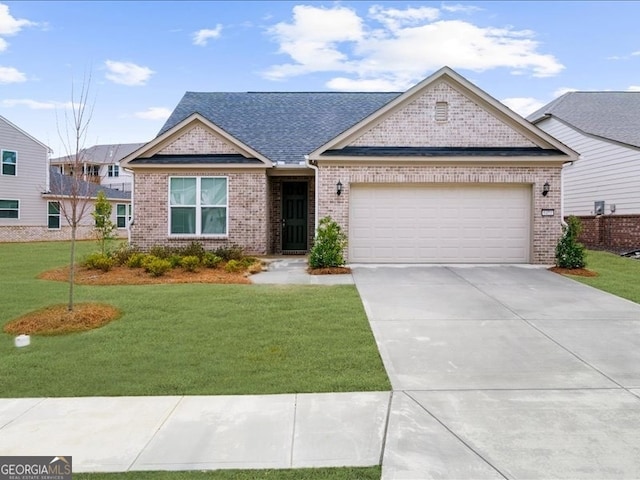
left=116, top=203, right=131, bottom=228
left=83, top=165, right=99, bottom=176
left=48, top=201, right=61, bottom=229
left=169, top=177, right=228, bottom=235
left=108, top=164, right=119, bottom=177
left=0, top=199, right=19, bottom=219
left=1, top=150, right=17, bottom=176
left=435, top=102, right=448, bottom=122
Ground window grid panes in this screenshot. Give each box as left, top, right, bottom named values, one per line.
left=108, top=165, right=119, bottom=177
left=116, top=203, right=130, bottom=229
left=170, top=177, right=227, bottom=235
left=48, top=201, right=61, bottom=229
left=1, top=150, right=17, bottom=176
left=0, top=199, right=19, bottom=218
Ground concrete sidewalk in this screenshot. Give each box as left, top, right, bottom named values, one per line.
left=251, top=257, right=354, bottom=285
left=0, top=392, right=389, bottom=473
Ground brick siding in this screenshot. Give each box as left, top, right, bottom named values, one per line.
left=574, top=215, right=640, bottom=251
left=0, top=225, right=126, bottom=243
left=130, top=170, right=268, bottom=254
left=159, top=125, right=240, bottom=155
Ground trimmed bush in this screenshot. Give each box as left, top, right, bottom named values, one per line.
left=110, top=243, right=140, bottom=266
left=168, top=254, right=183, bottom=269
left=555, top=215, right=586, bottom=269
left=214, top=245, right=245, bottom=261
left=179, top=242, right=207, bottom=260
left=309, top=216, right=347, bottom=268
left=202, top=252, right=223, bottom=268
left=142, top=256, right=172, bottom=277
left=126, top=252, right=146, bottom=269
left=224, top=259, right=244, bottom=273
left=83, top=252, right=114, bottom=272
left=181, top=255, right=200, bottom=272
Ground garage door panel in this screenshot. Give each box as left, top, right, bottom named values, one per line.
left=349, top=184, right=531, bottom=263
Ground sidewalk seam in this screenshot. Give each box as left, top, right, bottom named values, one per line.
left=0, top=397, right=47, bottom=430
left=378, top=390, right=394, bottom=466
left=289, top=394, right=298, bottom=468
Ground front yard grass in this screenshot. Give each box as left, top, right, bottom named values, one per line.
left=563, top=249, right=640, bottom=304
left=0, top=241, right=390, bottom=397
left=74, top=467, right=381, bottom=480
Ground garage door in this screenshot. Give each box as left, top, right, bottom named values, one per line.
left=349, top=184, right=531, bottom=263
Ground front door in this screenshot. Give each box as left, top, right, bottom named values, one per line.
left=282, top=182, right=308, bottom=251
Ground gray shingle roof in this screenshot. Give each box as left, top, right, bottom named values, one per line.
left=51, top=143, right=145, bottom=164
left=48, top=168, right=131, bottom=200
left=158, top=92, right=402, bottom=165
left=527, top=92, right=640, bottom=148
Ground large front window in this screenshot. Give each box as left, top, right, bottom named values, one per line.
left=169, top=177, right=227, bottom=235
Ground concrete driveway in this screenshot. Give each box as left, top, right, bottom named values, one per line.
left=352, top=265, right=640, bottom=479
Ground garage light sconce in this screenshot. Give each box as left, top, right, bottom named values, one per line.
left=542, top=182, right=550, bottom=197
left=336, top=180, right=343, bottom=196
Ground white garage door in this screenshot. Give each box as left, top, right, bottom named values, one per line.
left=350, top=184, right=531, bottom=263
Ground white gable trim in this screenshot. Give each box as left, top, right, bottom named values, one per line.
left=308, top=66, right=578, bottom=161
left=121, top=113, right=272, bottom=168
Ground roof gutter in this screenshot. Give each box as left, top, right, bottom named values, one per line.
left=304, top=154, right=319, bottom=233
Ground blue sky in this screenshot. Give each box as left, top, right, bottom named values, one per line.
left=1, top=1, right=639, bottom=156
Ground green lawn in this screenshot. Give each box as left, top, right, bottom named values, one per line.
left=569, top=250, right=640, bottom=304
left=0, top=241, right=390, bottom=397
left=74, top=467, right=381, bottom=480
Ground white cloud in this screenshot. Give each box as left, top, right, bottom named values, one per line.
left=193, top=25, right=223, bottom=46
left=264, top=4, right=564, bottom=88
left=104, top=60, right=154, bottom=86
left=0, top=3, right=35, bottom=36
left=441, top=4, right=483, bottom=14
left=0, top=65, right=26, bottom=83
left=632, top=51, right=640, bottom=56
left=629, top=85, right=640, bottom=91
left=134, top=107, right=172, bottom=120
left=1, top=98, right=73, bottom=109
left=326, top=76, right=404, bottom=91
left=501, top=97, right=545, bottom=116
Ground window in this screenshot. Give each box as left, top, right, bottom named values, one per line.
left=0, top=199, right=19, bottom=219
left=169, top=177, right=228, bottom=235
left=116, top=203, right=131, bottom=229
left=1, top=150, right=17, bottom=176
left=48, top=201, right=61, bottom=229
left=435, top=101, right=448, bottom=122
left=83, top=165, right=99, bottom=176
left=108, top=164, right=119, bottom=177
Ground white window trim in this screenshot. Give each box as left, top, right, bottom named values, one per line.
left=116, top=203, right=131, bottom=229
left=0, top=198, right=20, bottom=219
left=47, top=201, right=61, bottom=230
left=1, top=149, right=17, bottom=176
left=167, top=176, right=229, bottom=237
left=108, top=164, right=120, bottom=178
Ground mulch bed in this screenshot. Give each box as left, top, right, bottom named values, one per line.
left=38, top=265, right=253, bottom=285
left=548, top=267, right=599, bottom=277
left=3, top=303, right=121, bottom=336
left=307, top=266, right=352, bottom=275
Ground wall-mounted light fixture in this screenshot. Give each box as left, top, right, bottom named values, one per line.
left=542, top=182, right=550, bottom=197
left=336, top=180, right=343, bottom=196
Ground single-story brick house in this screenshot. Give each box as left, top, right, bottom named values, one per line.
left=121, top=67, right=577, bottom=264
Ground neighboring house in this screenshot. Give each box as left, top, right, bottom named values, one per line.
left=0, top=115, right=131, bottom=242
left=529, top=92, right=640, bottom=250
left=51, top=143, right=144, bottom=192
left=122, top=67, right=577, bottom=264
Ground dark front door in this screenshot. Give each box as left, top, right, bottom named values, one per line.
left=282, top=182, right=308, bottom=251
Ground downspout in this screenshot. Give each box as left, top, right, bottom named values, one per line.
left=124, top=167, right=134, bottom=244
left=304, top=154, right=319, bottom=233
left=561, top=161, right=574, bottom=227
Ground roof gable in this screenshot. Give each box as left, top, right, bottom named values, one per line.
left=310, top=66, right=577, bottom=161
left=121, top=114, right=272, bottom=168
left=528, top=92, right=640, bottom=149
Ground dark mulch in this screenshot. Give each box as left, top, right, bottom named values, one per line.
left=307, top=266, right=352, bottom=275
left=548, top=266, right=599, bottom=277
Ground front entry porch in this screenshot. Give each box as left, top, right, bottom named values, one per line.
left=268, top=176, right=315, bottom=255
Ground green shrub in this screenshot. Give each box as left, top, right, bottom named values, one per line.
left=148, top=245, right=176, bottom=260
left=179, top=242, right=207, bottom=260
left=224, top=259, right=244, bottom=273
left=110, top=243, right=140, bottom=266
left=142, top=255, right=172, bottom=277
left=214, top=245, right=245, bottom=261
left=168, top=254, right=183, bottom=269
left=309, top=216, right=347, bottom=268
left=202, top=252, right=223, bottom=268
left=126, top=252, right=147, bottom=268
left=181, top=255, right=200, bottom=272
left=555, top=215, right=586, bottom=269
left=83, top=252, right=114, bottom=272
